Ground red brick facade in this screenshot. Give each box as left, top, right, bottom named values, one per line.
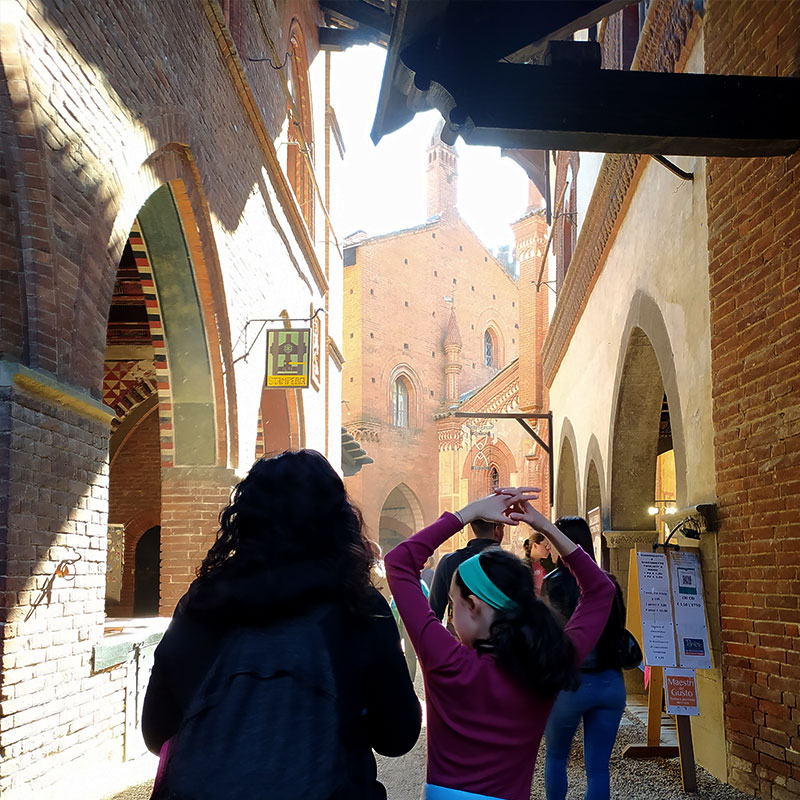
left=706, top=3, right=800, bottom=797
left=342, top=136, right=520, bottom=543
left=0, top=1, right=338, bottom=795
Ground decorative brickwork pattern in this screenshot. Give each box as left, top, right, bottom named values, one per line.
left=129, top=223, right=175, bottom=468
left=705, top=2, right=800, bottom=797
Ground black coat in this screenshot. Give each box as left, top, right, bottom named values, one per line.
left=142, top=557, right=421, bottom=799
left=541, top=563, right=627, bottom=672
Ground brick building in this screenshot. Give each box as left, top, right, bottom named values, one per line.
left=342, top=129, right=531, bottom=552
left=534, top=2, right=799, bottom=796
left=0, top=1, right=354, bottom=795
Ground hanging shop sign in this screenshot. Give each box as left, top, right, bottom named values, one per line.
left=664, top=668, right=700, bottom=716
left=669, top=550, right=712, bottom=669
left=265, top=328, right=311, bottom=388
left=637, top=551, right=678, bottom=667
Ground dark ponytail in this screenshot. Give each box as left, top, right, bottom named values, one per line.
left=455, top=548, right=578, bottom=698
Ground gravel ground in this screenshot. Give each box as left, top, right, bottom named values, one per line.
left=104, top=674, right=750, bottom=800
left=375, top=707, right=752, bottom=800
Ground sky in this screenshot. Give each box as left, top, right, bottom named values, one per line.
left=328, top=45, right=530, bottom=254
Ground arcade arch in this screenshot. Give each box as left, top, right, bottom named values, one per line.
left=555, top=423, right=580, bottom=517
left=105, top=182, right=223, bottom=616
left=378, top=484, right=425, bottom=554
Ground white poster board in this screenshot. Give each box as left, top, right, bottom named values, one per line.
left=664, top=668, right=700, bottom=715
left=668, top=550, right=712, bottom=669
left=637, top=551, right=678, bottom=667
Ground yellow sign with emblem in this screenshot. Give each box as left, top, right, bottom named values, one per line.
left=265, top=328, right=310, bottom=388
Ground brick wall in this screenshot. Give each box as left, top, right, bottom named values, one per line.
left=342, top=216, right=519, bottom=537
left=108, top=407, right=161, bottom=617
left=0, top=385, right=126, bottom=797
left=159, top=466, right=236, bottom=615
left=1, top=0, right=332, bottom=794
left=705, top=2, right=800, bottom=797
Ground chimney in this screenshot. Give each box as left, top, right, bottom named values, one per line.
left=426, top=122, right=458, bottom=221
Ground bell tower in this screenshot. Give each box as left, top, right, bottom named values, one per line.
left=426, top=122, right=458, bottom=221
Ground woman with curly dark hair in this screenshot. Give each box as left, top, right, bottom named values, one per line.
left=384, top=488, right=614, bottom=800
left=142, top=450, right=421, bottom=799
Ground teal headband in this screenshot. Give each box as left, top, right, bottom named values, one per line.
left=458, top=553, right=517, bottom=611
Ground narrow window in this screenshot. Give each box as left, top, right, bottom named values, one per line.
left=392, top=378, right=409, bottom=428
left=484, top=330, right=494, bottom=367
left=490, top=466, right=500, bottom=491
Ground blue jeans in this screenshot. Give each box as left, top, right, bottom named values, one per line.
left=544, top=668, right=626, bottom=800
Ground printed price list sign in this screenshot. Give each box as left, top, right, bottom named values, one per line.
left=637, top=551, right=677, bottom=667
left=669, top=550, right=712, bottom=669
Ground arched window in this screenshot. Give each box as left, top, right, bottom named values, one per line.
left=392, top=378, right=409, bottom=428
left=490, top=466, right=500, bottom=491
left=484, top=329, right=495, bottom=367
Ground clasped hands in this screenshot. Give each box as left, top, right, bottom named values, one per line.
left=458, top=487, right=550, bottom=533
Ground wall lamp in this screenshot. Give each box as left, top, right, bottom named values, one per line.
left=647, top=499, right=678, bottom=515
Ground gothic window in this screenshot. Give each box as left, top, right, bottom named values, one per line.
left=490, top=466, right=500, bottom=491
left=392, top=378, right=409, bottom=428
left=484, top=329, right=495, bottom=367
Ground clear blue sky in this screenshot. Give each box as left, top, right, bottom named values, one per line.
left=330, top=45, right=530, bottom=253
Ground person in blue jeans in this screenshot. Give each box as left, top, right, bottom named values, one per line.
left=541, top=516, right=628, bottom=800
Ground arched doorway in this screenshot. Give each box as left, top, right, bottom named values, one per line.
left=133, top=527, right=161, bottom=617
left=556, top=434, right=579, bottom=517
left=378, top=484, right=424, bottom=554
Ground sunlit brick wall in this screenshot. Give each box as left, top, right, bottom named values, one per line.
left=705, top=2, right=800, bottom=797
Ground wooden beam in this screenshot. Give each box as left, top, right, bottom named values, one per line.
left=395, top=54, right=800, bottom=156
left=319, top=1, right=393, bottom=36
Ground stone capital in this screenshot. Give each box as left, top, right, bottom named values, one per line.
left=603, top=529, right=658, bottom=550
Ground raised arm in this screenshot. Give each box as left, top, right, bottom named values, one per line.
left=504, top=489, right=615, bottom=663
left=384, top=493, right=519, bottom=673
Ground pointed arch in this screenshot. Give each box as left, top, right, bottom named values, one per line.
left=379, top=483, right=425, bottom=553
left=609, top=294, right=685, bottom=530
left=556, top=418, right=580, bottom=517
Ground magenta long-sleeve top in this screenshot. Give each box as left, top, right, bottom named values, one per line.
left=385, top=513, right=615, bottom=800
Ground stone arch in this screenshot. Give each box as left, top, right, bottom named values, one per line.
left=387, top=363, right=423, bottom=429
left=583, top=434, right=607, bottom=521
left=608, top=293, right=686, bottom=531
left=378, top=483, right=425, bottom=553
left=556, top=418, right=580, bottom=517
left=81, top=137, right=236, bottom=465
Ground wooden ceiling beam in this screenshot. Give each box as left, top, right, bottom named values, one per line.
left=397, top=53, right=800, bottom=156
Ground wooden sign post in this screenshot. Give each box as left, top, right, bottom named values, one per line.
left=622, top=545, right=706, bottom=793
left=622, top=547, right=678, bottom=760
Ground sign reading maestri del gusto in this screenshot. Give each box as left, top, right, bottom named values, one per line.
left=266, top=328, right=311, bottom=388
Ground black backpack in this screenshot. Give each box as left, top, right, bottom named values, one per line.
left=154, top=604, right=346, bottom=800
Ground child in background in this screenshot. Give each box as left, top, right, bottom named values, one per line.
left=384, top=488, right=614, bottom=800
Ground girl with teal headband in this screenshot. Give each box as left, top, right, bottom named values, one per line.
left=384, top=488, right=615, bottom=800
